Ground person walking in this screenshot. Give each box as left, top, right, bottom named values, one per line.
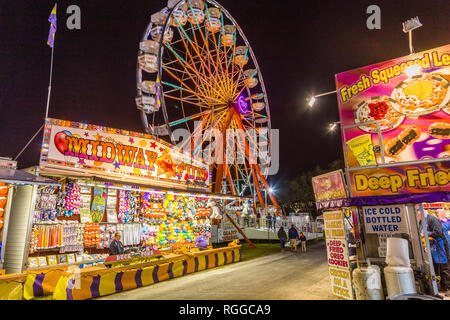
left=299, top=232, right=307, bottom=252
left=288, top=224, right=299, bottom=252
left=244, top=215, right=249, bottom=228
left=266, top=213, right=272, bottom=231
left=256, top=211, right=261, bottom=229
left=109, top=232, right=124, bottom=256
left=272, top=214, right=277, bottom=231
left=278, top=226, right=288, bottom=252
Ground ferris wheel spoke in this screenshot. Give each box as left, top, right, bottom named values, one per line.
left=186, top=4, right=221, bottom=76
left=164, top=94, right=210, bottom=109
left=163, top=43, right=208, bottom=93
left=204, top=5, right=227, bottom=83
left=190, top=21, right=226, bottom=90
left=162, top=64, right=224, bottom=105
left=171, top=29, right=229, bottom=106
left=182, top=20, right=217, bottom=83
left=173, top=23, right=212, bottom=88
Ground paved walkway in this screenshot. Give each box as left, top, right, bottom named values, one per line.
left=98, top=240, right=337, bottom=300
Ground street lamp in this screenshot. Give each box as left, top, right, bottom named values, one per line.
left=402, top=16, right=422, bottom=54
left=328, top=121, right=341, bottom=132
left=306, top=90, right=337, bottom=108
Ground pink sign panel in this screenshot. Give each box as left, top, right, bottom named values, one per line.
left=335, top=44, right=450, bottom=168
left=312, top=170, right=348, bottom=203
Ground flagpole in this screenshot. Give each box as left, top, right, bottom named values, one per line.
left=45, top=5, right=56, bottom=120
left=45, top=43, right=54, bottom=119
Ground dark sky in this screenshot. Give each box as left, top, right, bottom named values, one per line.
left=0, top=0, right=449, bottom=188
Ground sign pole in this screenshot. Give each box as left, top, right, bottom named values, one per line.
left=418, top=204, right=439, bottom=296
left=408, top=31, right=414, bottom=54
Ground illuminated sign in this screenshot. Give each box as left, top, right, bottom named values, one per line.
left=40, top=118, right=211, bottom=191
left=335, top=44, right=450, bottom=169
left=349, top=161, right=450, bottom=197
left=236, top=95, right=249, bottom=114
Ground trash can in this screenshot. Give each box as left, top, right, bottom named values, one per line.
left=352, top=265, right=384, bottom=300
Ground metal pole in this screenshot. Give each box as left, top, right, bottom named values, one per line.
left=418, top=204, right=439, bottom=295
left=45, top=44, right=55, bottom=119
left=408, top=30, right=414, bottom=54
left=314, top=90, right=337, bottom=98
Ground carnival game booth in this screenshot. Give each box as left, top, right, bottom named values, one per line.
left=0, top=158, right=60, bottom=277
left=0, top=119, right=243, bottom=300
left=335, top=44, right=450, bottom=299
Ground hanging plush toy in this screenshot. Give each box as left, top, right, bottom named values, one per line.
left=163, top=194, right=175, bottom=216
left=91, top=187, right=106, bottom=223
left=118, top=190, right=130, bottom=223
left=63, top=182, right=81, bottom=217
left=243, top=200, right=254, bottom=218
left=207, top=199, right=222, bottom=220
left=185, top=199, right=196, bottom=220
left=127, top=191, right=141, bottom=222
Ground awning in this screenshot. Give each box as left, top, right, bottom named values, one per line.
left=35, top=171, right=249, bottom=201
left=90, top=177, right=251, bottom=201
left=349, top=192, right=450, bottom=206
left=315, top=192, right=450, bottom=209
left=0, top=167, right=59, bottom=186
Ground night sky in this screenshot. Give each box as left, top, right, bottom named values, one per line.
left=0, top=0, right=449, bottom=187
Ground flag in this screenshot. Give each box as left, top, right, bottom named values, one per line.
left=155, top=75, right=162, bottom=110
left=47, top=4, right=57, bottom=48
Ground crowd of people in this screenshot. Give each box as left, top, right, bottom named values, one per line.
left=277, top=224, right=307, bottom=253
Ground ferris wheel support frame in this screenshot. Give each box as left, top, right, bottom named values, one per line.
left=233, top=108, right=283, bottom=218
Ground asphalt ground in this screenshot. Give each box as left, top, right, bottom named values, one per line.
left=97, top=240, right=337, bottom=300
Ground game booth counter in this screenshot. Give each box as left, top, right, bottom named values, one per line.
left=0, top=119, right=245, bottom=300
left=320, top=44, right=450, bottom=300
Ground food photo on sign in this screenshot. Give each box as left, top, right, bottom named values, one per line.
left=336, top=44, right=450, bottom=168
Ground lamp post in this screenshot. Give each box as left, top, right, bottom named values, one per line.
left=265, top=187, right=275, bottom=243
left=265, top=188, right=269, bottom=243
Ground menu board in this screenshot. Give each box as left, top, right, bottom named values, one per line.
left=335, top=44, right=450, bottom=169
left=323, top=210, right=354, bottom=300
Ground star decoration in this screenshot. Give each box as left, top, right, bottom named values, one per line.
left=129, top=138, right=135, bottom=144
left=95, top=134, right=103, bottom=141
left=113, top=161, right=120, bottom=169
left=159, top=147, right=164, bottom=152
left=84, top=132, right=89, bottom=137
left=150, top=142, right=157, bottom=149
left=78, top=158, right=86, bottom=165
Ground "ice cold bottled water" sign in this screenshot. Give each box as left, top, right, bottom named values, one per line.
left=362, top=205, right=407, bottom=234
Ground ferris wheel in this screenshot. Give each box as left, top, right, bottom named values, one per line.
left=135, top=0, right=280, bottom=212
